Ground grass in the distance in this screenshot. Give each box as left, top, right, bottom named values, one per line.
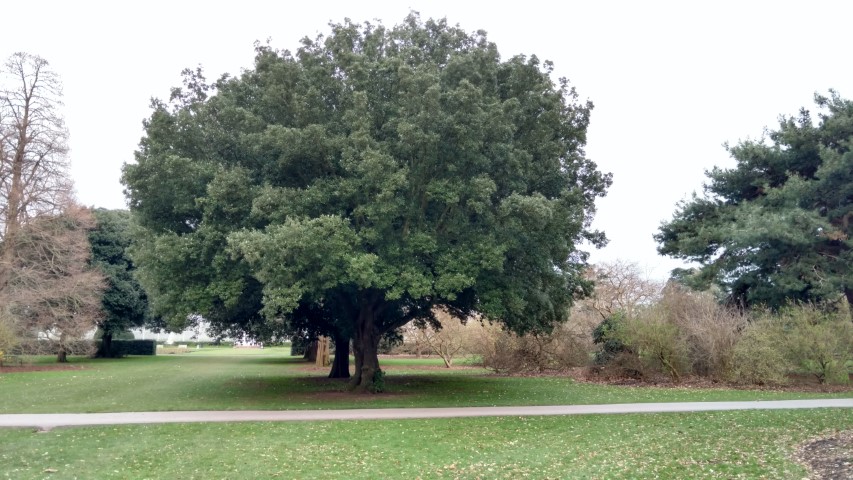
left=2, top=409, right=849, bottom=479
left=0, top=350, right=849, bottom=414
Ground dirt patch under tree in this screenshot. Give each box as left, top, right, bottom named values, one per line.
left=794, top=430, right=853, bottom=480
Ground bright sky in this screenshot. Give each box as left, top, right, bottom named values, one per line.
left=2, top=0, right=851, bottom=279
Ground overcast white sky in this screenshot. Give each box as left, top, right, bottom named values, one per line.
left=2, top=0, right=851, bottom=279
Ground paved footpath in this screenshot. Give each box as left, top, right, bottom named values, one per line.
left=1, top=399, right=851, bottom=431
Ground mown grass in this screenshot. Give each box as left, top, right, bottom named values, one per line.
left=2, top=409, right=850, bottom=479
left=0, top=350, right=849, bottom=414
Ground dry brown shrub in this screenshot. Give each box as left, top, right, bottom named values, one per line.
left=598, top=285, right=746, bottom=381
left=471, top=318, right=595, bottom=374
left=657, top=285, right=746, bottom=379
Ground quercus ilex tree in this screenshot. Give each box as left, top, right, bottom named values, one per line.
left=0, top=53, right=104, bottom=361
left=123, top=15, right=610, bottom=391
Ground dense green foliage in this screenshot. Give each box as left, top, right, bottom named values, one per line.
left=656, top=92, right=853, bottom=309
left=592, top=312, right=630, bottom=365
left=88, top=209, right=152, bottom=357
left=122, top=15, right=610, bottom=390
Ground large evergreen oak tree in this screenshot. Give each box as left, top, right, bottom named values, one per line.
left=123, top=15, right=610, bottom=391
left=657, top=91, right=853, bottom=311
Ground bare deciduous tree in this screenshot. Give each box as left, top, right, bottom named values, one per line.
left=413, top=310, right=476, bottom=368
left=0, top=205, right=104, bottom=361
left=579, top=261, right=663, bottom=320
left=0, top=52, right=72, bottom=287
left=0, top=53, right=103, bottom=361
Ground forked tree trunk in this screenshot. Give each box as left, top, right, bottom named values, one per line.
left=328, top=335, right=351, bottom=378
left=315, top=336, right=330, bottom=367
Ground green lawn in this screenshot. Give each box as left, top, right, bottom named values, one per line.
left=2, top=409, right=850, bottom=479
left=0, top=349, right=849, bottom=414
left=2, top=351, right=851, bottom=478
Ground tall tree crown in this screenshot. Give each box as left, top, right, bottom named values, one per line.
left=0, top=52, right=71, bottom=241
left=123, top=15, right=610, bottom=341
left=656, top=91, right=853, bottom=309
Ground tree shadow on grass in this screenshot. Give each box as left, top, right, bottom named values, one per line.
left=219, top=371, right=505, bottom=408
left=239, top=356, right=310, bottom=366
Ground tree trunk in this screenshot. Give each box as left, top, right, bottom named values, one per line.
left=349, top=336, right=364, bottom=388
left=315, top=336, right=330, bottom=367
left=57, top=346, right=67, bottom=363
left=0, top=100, right=28, bottom=292
left=99, top=332, right=114, bottom=358
left=304, top=340, right=317, bottom=362
left=348, top=302, right=382, bottom=392
left=328, top=335, right=351, bottom=378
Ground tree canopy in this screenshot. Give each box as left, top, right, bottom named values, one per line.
left=122, top=15, right=610, bottom=390
left=656, top=91, right=853, bottom=310
left=88, top=209, right=153, bottom=357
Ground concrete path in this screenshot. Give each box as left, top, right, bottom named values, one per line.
left=2, top=399, right=851, bottom=431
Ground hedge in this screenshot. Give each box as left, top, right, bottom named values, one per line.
left=101, top=339, right=157, bottom=356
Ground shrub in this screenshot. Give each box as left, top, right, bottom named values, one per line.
left=621, top=314, right=691, bottom=381
left=592, top=313, right=629, bottom=365
left=412, top=313, right=468, bottom=368
left=551, top=319, right=598, bottom=367
left=591, top=286, right=743, bottom=382
left=728, top=318, right=789, bottom=385
left=779, top=304, right=852, bottom=384
left=94, top=328, right=135, bottom=340
left=658, top=286, right=745, bottom=379
left=404, top=311, right=489, bottom=367
left=377, top=329, right=403, bottom=354
left=100, top=339, right=156, bottom=356
left=370, top=369, right=385, bottom=393
left=474, top=320, right=594, bottom=374
left=0, top=310, right=20, bottom=357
